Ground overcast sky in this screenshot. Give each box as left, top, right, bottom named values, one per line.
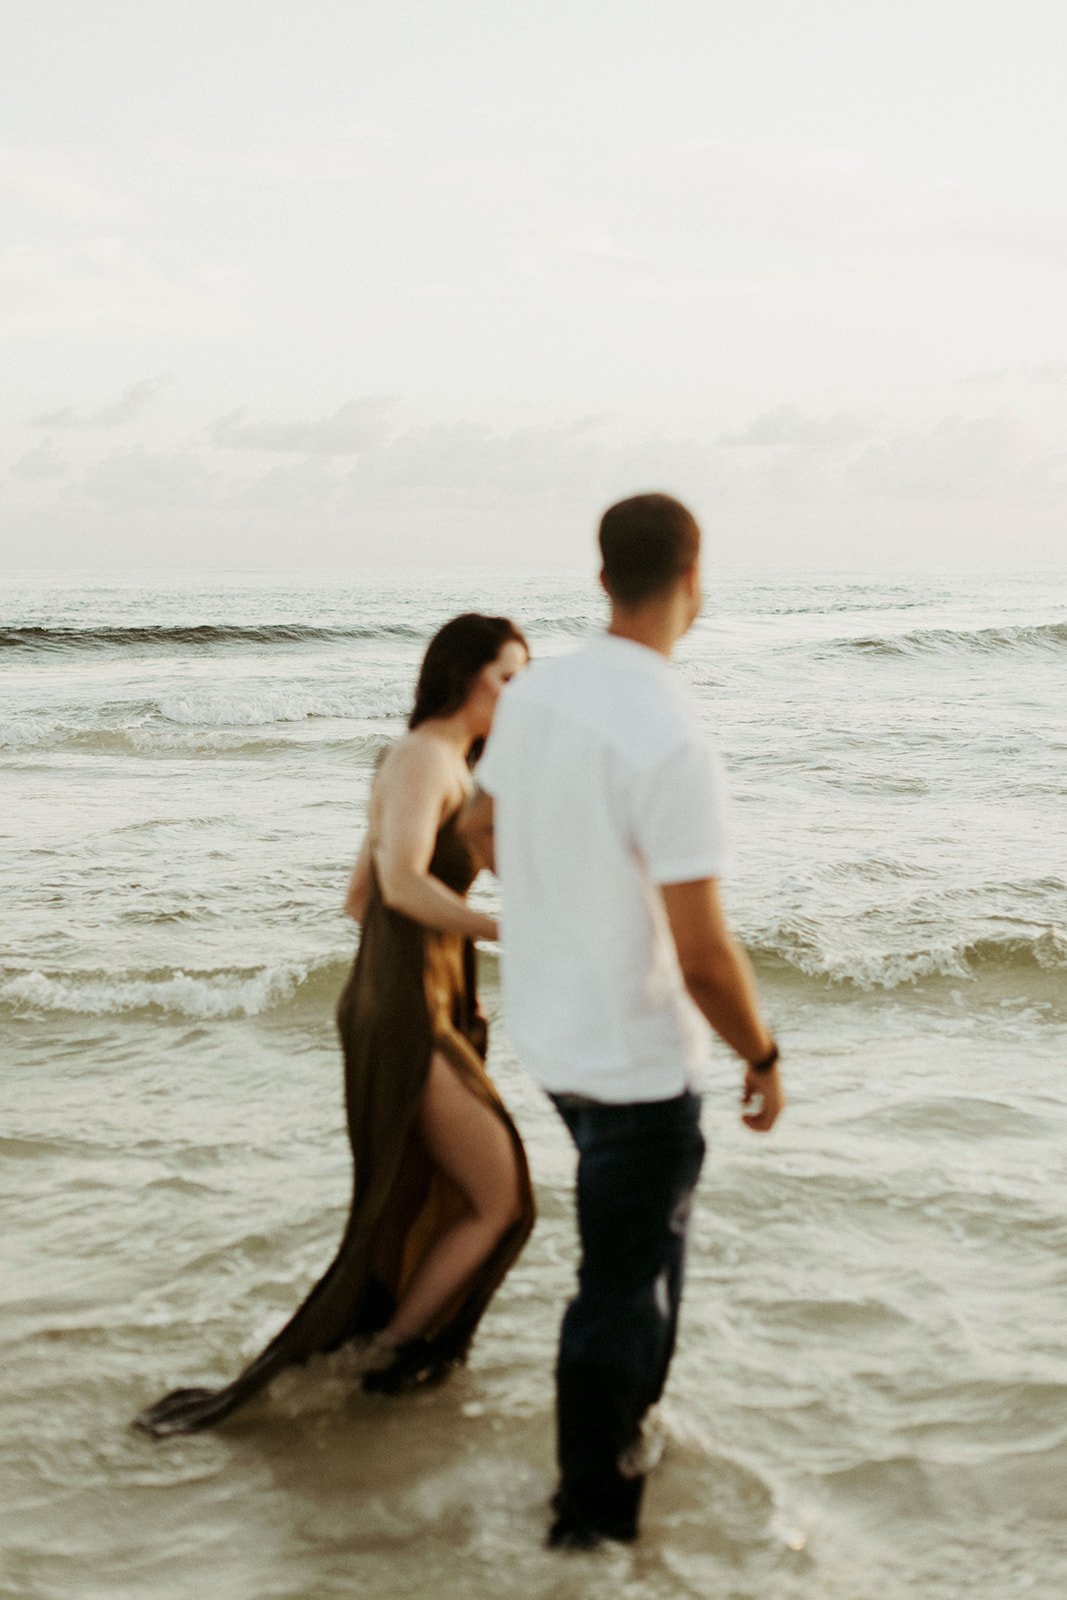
left=3, top=0, right=1066, bottom=569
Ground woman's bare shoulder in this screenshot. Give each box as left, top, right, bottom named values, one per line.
left=375, top=729, right=456, bottom=796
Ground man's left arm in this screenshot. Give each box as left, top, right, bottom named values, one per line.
left=636, top=736, right=784, bottom=1134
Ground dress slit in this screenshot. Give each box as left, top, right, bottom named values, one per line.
left=135, top=814, right=534, bottom=1437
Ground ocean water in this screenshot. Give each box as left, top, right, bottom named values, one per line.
left=2, top=565, right=1065, bottom=1600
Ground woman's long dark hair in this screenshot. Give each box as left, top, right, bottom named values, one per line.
left=408, top=613, right=528, bottom=737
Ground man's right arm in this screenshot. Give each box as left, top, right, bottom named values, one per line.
left=660, top=877, right=784, bottom=1132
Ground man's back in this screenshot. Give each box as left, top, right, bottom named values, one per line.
left=468, top=492, right=781, bottom=1550
left=478, top=632, right=729, bottom=1102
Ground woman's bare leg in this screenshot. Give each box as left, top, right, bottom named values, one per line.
left=369, top=1135, right=431, bottom=1293
left=383, top=1052, right=522, bottom=1343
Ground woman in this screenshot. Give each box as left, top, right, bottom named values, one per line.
left=136, top=614, right=534, bottom=1436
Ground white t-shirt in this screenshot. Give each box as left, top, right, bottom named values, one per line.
left=477, top=633, right=730, bottom=1103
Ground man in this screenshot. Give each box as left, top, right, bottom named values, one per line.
left=465, top=492, right=783, bottom=1549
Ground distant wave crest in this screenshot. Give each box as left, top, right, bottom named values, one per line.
left=0, top=622, right=428, bottom=654
left=833, top=620, right=1067, bottom=658
left=0, top=614, right=595, bottom=654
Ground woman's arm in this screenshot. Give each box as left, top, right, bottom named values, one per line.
left=373, top=739, right=498, bottom=941
left=457, top=786, right=495, bottom=874
left=343, top=834, right=373, bottom=922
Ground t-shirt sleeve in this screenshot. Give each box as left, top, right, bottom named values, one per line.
left=632, top=736, right=731, bottom=885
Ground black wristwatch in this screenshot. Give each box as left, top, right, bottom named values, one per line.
left=749, top=1041, right=779, bottom=1075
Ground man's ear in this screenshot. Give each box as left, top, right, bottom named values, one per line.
left=598, top=568, right=610, bottom=597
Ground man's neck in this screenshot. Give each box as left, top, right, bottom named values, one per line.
left=606, top=608, right=682, bottom=659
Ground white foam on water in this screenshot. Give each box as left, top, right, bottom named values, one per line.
left=157, top=686, right=408, bottom=727
left=0, top=963, right=310, bottom=1019
left=753, top=922, right=1067, bottom=990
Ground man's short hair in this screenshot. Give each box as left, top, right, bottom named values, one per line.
left=598, top=493, right=700, bottom=606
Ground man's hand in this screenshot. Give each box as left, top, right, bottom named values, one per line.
left=741, top=1063, right=784, bottom=1132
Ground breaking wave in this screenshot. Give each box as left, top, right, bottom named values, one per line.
left=832, top=621, right=1067, bottom=658
left=0, top=958, right=350, bottom=1020
left=3, top=924, right=1061, bottom=1021
left=0, top=695, right=407, bottom=752
left=750, top=924, right=1067, bottom=991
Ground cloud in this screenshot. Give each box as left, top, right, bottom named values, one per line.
left=5, top=398, right=1066, bottom=572
left=28, top=376, right=171, bottom=428
left=344, top=414, right=611, bottom=504
left=28, top=404, right=80, bottom=428
left=719, top=404, right=872, bottom=449
left=0, top=223, right=259, bottom=341
left=847, top=414, right=1062, bottom=501
left=81, top=445, right=217, bottom=507
left=207, top=397, right=395, bottom=455
left=1031, top=361, right=1067, bottom=385
left=9, top=439, right=71, bottom=480
left=92, top=376, right=172, bottom=425
left=958, top=367, right=1010, bottom=388
left=959, top=361, right=1067, bottom=388
left=0, top=149, right=125, bottom=227
left=927, top=217, right=1067, bottom=270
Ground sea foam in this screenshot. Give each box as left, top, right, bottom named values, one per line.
left=0, top=962, right=331, bottom=1019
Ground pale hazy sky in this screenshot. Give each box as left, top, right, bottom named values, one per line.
left=3, top=0, right=1066, bottom=569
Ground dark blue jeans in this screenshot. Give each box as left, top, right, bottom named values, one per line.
left=550, top=1088, right=706, bottom=1537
